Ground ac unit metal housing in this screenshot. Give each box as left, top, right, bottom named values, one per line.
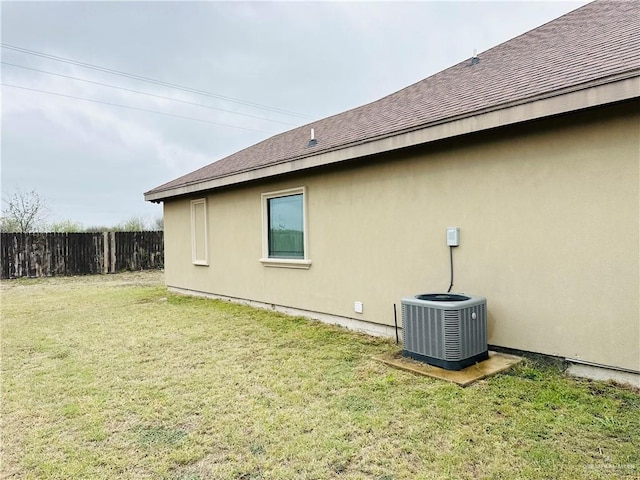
left=401, top=293, right=488, bottom=370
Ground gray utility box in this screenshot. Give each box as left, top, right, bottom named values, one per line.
left=401, top=293, right=488, bottom=371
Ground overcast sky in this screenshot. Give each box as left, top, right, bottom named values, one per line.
left=1, top=1, right=588, bottom=229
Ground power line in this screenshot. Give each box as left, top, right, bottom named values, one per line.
left=1, top=43, right=314, bottom=120
left=1, top=62, right=298, bottom=126
left=2, top=83, right=278, bottom=134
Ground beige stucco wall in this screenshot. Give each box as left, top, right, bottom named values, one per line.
left=163, top=103, right=640, bottom=372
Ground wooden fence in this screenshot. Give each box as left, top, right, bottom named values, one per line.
left=0, top=232, right=164, bottom=279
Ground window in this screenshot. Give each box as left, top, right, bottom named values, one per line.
left=191, top=198, right=208, bottom=265
left=268, top=194, right=303, bottom=258
left=261, top=187, right=311, bottom=269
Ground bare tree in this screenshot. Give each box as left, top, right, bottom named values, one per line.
left=49, top=219, right=84, bottom=233
left=1, top=189, right=48, bottom=233
left=118, top=216, right=147, bottom=232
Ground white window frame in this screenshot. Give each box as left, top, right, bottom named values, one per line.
left=190, top=198, right=209, bottom=266
left=260, top=186, right=311, bottom=269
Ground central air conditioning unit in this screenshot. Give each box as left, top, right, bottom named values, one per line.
left=401, top=293, right=488, bottom=371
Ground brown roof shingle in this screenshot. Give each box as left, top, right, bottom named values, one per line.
left=146, top=0, right=640, bottom=198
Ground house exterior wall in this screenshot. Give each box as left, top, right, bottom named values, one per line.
left=163, top=103, right=639, bottom=372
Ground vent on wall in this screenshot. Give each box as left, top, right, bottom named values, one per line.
left=401, top=293, right=488, bottom=370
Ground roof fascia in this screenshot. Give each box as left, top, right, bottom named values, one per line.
left=145, top=74, right=639, bottom=203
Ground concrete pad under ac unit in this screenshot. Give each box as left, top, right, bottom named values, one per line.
left=374, top=350, right=523, bottom=387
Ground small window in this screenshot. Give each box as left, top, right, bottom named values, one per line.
left=191, top=198, right=208, bottom=265
left=261, top=187, right=311, bottom=269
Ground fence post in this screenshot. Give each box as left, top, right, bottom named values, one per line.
left=103, top=232, right=109, bottom=274
left=110, top=232, right=116, bottom=273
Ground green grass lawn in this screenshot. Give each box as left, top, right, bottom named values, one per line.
left=1, top=271, right=638, bottom=480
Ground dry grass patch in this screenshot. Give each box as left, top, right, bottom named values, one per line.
left=1, top=271, right=638, bottom=479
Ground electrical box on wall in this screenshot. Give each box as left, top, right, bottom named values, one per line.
left=447, top=227, right=460, bottom=247
left=354, top=301, right=363, bottom=314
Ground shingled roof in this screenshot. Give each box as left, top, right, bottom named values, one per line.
left=145, top=0, right=640, bottom=202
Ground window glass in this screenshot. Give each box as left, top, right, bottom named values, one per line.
left=268, top=194, right=303, bottom=258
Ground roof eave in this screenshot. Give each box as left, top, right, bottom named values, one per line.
left=144, top=73, right=639, bottom=203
